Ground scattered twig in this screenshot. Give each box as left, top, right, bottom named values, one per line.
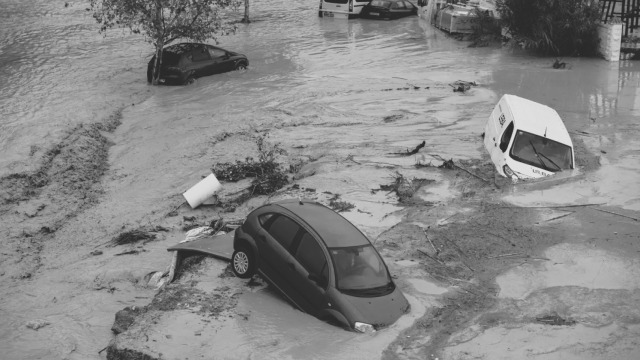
left=422, top=228, right=439, bottom=255
left=392, top=141, right=425, bottom=156
left=345, top=154, right=361, bottom=165
left=487, top=252, right=522, bottom=259
left=591, top=208, right=639, bottom=221
left=114, top=250, right=140, bottom=256
left=544, top=212, right=574, bottom=222
left=441, top=235, right=469, bottom=259
left=430, top=273, right=473, bottom=283
left=501, top=203, right=606, bottom=209
left=429, top=154, right=489, bottom=183
left=417, top=249, right=446, bottom=265
left=98, top=346, right=107, bottom=355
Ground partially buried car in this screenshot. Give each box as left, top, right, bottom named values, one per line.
left=147, top=43, right=248, bottom=85
left=360, top=0, right=418, bottom=20
left=232, top=199, right=410, bottom=332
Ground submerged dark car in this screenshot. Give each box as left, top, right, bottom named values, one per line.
left=232, top=199, right=410, bottom=332
left=360, top=0, right=418, bottom=20
left=147, top=43, right=248, bottom=85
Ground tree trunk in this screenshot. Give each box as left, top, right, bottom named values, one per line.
left=242, top=0, right=250, bottom=23
left=152, top=1, right=164, bottom=85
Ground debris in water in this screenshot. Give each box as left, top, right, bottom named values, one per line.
left=110, top=229, right=156, bottom=246
left=328, top=194, right=355, bottom=212
left=393, top=141, right=426, bottom=156
left=114, top=250, right=141, bottom=256
left=377, top=171, right=434, bottom=202
left=26, top=319, right=51, bottom=330
left=90, top=250, right=103, bottom=256
left=111, top=306, right=142, bottom=334
left=383, top=114, right=404, bottom=123
left=552, top=58, right=567, bottom=69
left=449, top=80, right=477, bottom=93
left=535, top=312, right=576, bottom=326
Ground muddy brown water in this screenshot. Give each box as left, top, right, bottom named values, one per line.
left=1, top=0, right=640, bottom=359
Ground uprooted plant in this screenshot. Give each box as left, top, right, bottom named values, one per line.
left=376, top=171, right=434, bottom=202
left=328, top=194, right=355, bottom=213
left=212, top=133, right=289, bottom=197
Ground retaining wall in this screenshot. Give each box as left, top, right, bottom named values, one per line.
left=598, top=22, right=622, bottom=61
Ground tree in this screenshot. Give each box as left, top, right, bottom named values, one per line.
left=89, top=0, right=238, bottom=85
left=241, top=0, right=250, bottom=23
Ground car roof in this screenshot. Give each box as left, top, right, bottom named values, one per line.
left=163, top=43, right=227, bottom=54
left=502, top=94, right=572, bottom=146
left=272, top=199, right=370, bottom=248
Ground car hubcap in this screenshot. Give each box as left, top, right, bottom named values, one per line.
left=234, top=252, right=248, bottom=274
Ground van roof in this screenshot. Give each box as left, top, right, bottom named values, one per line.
left=502, top=94, right=572, bottom=146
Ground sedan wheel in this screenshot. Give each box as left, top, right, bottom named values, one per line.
left=184, top=76, right=196, bottom=85
left=232, top=248, right=255, bottom=278
left=235, top=62, right=247, bottom=71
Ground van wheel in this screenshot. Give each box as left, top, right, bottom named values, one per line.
left=232, top=248, right=255, bottom=279
left=318, top=11, right=323, bottom=17
left=184, top=76, right=196, bottom=85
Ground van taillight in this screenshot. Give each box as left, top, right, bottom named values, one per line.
left=349, top=0, right=353, bottom=11
left=319, top=0, right=322, bottom=9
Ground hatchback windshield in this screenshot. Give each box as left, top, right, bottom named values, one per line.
left=510, top=130, right=573, bottom=172
left=329, top=245, right=391, bottom=293
left=370, top=0, right=392, bottom=7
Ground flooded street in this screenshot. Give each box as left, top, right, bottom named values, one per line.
left=1, top=0, right=639, bottom=359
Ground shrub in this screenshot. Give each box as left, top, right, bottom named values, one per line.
left=497, top=0, right=601, bottom=56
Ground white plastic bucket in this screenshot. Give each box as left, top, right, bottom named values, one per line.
left=183, top=173, right=222, bottom=209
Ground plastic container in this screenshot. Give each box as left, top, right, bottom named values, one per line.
left=183, top=173, right=222, bottom=209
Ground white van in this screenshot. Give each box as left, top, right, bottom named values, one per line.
left=484, top=94, right=575, bottom=180
left=319, top=0, right=371, bottom=18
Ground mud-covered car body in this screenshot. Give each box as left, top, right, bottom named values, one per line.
left=360, top=0, right=418, bottom=20
left=147, top=43, right=248, bottom=85
left=484, top=94, right=575, bottom=180
left=232, top=199, right=410, bottom=332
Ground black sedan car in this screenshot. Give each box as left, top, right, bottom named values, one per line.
left=232, top=199, right=410, bottom=332
left=359, top=0, right=418, bottom=20
left=147, top=43, right=248, bottom=85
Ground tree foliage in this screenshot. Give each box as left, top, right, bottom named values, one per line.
left=89, top=0, right=238, bottom=84
left=497, top=0, right=601, bottom=56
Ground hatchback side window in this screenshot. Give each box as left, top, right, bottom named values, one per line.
left=258, top=213, right=274, bottom=227
left=267, top=216, right=300, bottom=250
left=295, top=232, right=329, bottom=284
left=189, top=48, right=210, bottom=62
left=500, top=122, right=514, bottom=152
left=207, top=47, right=227, bottom=59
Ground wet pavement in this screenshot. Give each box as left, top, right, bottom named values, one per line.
left=1, top=0, right=639, bottom=359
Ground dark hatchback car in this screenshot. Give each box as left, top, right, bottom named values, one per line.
left=232, top=199, right=410, bottom=332
left=360, top=0, right=418, bottom=20
left=147, top=43, right=248, bottom=85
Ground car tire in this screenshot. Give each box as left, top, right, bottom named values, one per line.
left=232, top=247, right=255, bottom=279
left=184, top=76, right=196, bottom=85
left=234, top=62, right=247, bottom=71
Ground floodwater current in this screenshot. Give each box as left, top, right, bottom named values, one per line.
left=1, top=0, right=640, bottom=359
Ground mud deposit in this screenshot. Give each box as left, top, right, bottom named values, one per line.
left=2, top=0, right=640, bottom=359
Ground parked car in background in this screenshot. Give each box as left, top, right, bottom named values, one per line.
left=147, top=43, right=248, bottom=85
left=360, top=0, right=418, bottom=20
left=318, top=0, right=372, bottom=19
left=232, top=199, right=410, bottom=332
left=484, top=94, right=575, bottom=180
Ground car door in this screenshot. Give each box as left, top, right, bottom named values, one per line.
left=207, top=46, right=232, bottom=74
left=391, top=1, right=406, bottom=18
left=284, top=230, right=330, bottom=315
left=185, top=47, right=214, bottom=77
left=257, top=214, right=301, bottom=284
left=404, top=1, right=417, bottom=15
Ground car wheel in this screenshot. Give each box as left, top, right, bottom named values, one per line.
left=318, top=10, right=323, bottom=17
left=235, top=62, right=247, bottom=71
left=232, top=247, right=255, bottom=279
left=184, top=76, right=196, bottom=85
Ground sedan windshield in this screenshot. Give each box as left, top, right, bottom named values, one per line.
left=510, top=130, right=573, bottom=172
left=370, top=0, right=392, bottom=7
left=329, top=245, right=391, bottom=293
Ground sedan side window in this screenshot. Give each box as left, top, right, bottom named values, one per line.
left=404, top=1, right=415, bottom=9
left=267, top=216, right=300, bottom=250
left=394, top=1, right=406, bottom=9
left=208, top=47, right=227, bottom=59
left=500, top=122, right=514, bottom=153
left=295, top=232, right=329, bottom=284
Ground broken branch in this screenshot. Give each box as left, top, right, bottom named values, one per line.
left=591, top=208, right=639, bottom=222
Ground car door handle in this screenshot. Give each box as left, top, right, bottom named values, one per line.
left=288, top=263, right=295, bottom=270
left=259, top=235, right=266, bottom=242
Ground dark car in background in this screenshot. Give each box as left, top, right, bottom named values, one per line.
left=147, top=43, right=248, bottom=85
left=360, top=0, right=418, bottom=20
left=231, top=199, right=410, bottom=332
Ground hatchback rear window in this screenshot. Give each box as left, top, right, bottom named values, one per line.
left=161, top=52, right=182, bottom=67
